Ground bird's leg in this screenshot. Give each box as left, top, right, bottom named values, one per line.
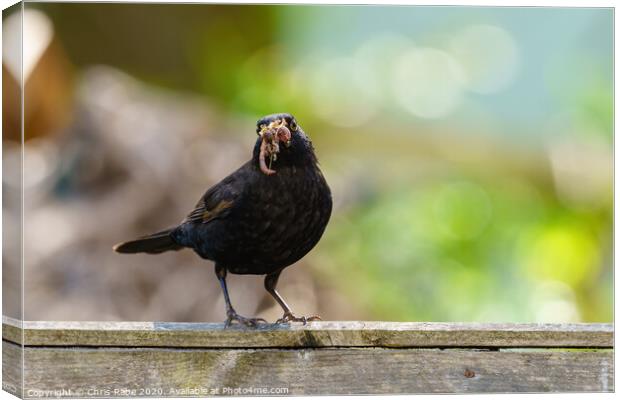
left=215, top=265, right=267, bottom=328
left=264, top=271, right=321, bottom=325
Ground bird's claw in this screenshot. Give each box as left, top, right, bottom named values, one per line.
left=224, top=310, right=267, bottom=328
left=275, top=312, right=321, bottom=325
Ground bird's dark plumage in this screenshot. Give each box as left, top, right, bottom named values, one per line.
left=114, top=113, right=332, bottom=326
left=113, top=228, right=183, bottom=254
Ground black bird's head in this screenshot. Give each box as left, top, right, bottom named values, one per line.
left=253, top=113, right=316, bottom=175
left=255, top=113, right=298, bottom=138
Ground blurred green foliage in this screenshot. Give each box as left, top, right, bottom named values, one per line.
left=314, top=176, right=611, bottom=322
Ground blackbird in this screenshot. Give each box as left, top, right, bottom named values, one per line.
left=113, top=113, right=332, bottom=326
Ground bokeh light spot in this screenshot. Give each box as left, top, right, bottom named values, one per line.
left=531, top=280, right=580, bottom=322
left=352, top=32, right=415, bottom=102
left=306, top=56, right=378, bottom=127
left=392, top=47, right=465, bottom=119
left=3, top=9, right=54, bottom=82
left=520, top=225, right=600, bottom=287
left=449, top=24, right=519, bottom=94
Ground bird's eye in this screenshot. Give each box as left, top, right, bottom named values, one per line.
left=289, top=120, right=298, bottom=131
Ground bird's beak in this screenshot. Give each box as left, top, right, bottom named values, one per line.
left=259, top=120, right=291, bottom=147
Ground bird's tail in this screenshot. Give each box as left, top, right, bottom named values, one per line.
left=113, top=228, right=183, bottom=254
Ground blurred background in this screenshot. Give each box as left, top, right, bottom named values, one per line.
left=2, top=4, right=612, bottom=323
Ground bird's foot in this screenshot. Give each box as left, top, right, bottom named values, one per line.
left=275, top=311, right=321, bottom=325
left=225, top=310, right=267, bottom=328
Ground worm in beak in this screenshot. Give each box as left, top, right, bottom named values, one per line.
left=258, top=119, right=291, bottom=175
left=276, top=126, right=291, bottom=147
left=259, top=137, right=277, bottom=175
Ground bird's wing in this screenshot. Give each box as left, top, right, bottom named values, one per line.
left=183, top=173, right=244, bottom=224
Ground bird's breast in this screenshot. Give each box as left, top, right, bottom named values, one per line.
left=227, top=164, right=332, bottom=273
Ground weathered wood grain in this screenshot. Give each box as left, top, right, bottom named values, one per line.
left=2, top=340, right=22, bottom=397
left=3, top=318, right=613, bottom=395
left=3, top=341, right=613, bottom=395
left=3, top=317, right=613, bottom=348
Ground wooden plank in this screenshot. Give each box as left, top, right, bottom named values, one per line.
left=3, top=317, right=613, bottom=349
left=4, top=341, right=612, bottom=395
left=2, top=340, right=22, bottom=397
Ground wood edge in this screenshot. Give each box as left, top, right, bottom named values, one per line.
left=2, top=319, right=614, bottom=331
left=2, top=318, right=613, bottom=348
left=2, top=317, right=22, bottom=345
